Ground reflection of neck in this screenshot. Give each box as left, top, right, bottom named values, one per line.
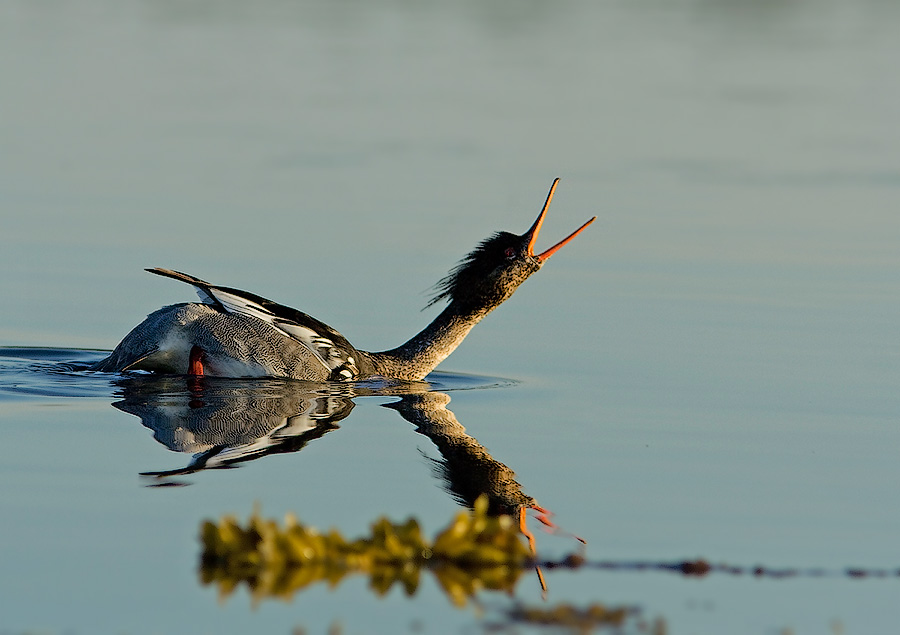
left=364, top=302, right=491, bottom=381
left=387, top=392, right=535, bottom=514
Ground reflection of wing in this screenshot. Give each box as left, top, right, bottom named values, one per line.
left=147, top=268, right=364, bottom=380
left=112, top=375, right=355, bottom=479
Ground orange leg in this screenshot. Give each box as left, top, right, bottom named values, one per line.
left=188, top=346, right=205, bottom=376
left=186, top=346, right=207, bottom=408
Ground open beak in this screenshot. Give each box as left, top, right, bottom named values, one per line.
left=524, top=178, right=597, bottom=262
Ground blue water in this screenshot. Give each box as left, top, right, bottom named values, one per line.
left=3, top=1, right=900, bottom=633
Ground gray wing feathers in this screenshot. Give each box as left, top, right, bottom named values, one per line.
left=145, top=267, right=355, bottom=378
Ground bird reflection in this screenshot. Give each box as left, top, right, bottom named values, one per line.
left=113, top=376, right=355, bottom=480
left=385, top=391, right=571, bottom=592
left=113, top=375, right=566, bottom=550
left=383, top=392, right=560, bottom=543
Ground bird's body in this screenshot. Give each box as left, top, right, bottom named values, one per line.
left=93, top=300, right=365, bottom=380
left=93, top=179, right=594, bottom=381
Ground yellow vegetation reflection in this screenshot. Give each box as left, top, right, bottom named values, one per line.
left=200, top=495, right=531, bottom=607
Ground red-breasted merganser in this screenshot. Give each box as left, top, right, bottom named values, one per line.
left=93, top=179, right=595, bottom=381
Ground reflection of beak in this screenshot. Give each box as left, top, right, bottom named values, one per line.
left=519, top=503, right=588, bottom=597
left=519, top=507, right=548, bottom=595
left=524, top=178, right=597, bottom=261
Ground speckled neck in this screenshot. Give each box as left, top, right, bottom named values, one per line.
left=362, top=302, right=490, bottom=381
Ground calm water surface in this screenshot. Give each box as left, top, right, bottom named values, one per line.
left=2, top=1, right=900, bottom=633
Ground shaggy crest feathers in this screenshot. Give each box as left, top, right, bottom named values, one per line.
left=426, top=231, right=525, bottom=308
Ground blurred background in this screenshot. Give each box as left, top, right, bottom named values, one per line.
left=2, top=1, right=900, bottom=633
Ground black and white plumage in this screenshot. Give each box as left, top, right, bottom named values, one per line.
left=93, top=269, right=369, bottom=381
left=93, top=179, right=595, bottom=381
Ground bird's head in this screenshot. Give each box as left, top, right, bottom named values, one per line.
left=428, top=179, right=596, bottom=311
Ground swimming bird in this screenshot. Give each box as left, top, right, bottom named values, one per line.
left=93, top=179, right=595, bottom=381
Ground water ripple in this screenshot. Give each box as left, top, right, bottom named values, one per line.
left=0, top=347, right=516, bottom=401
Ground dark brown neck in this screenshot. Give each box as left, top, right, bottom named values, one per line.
left=361, top=302, right=491, bottom=381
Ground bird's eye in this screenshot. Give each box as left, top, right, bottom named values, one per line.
left=504, top=247, right=516, bottom=260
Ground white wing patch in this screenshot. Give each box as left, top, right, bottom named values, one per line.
left=205, top=288, right=276, bottom=320
left=278, top=322, right=341, bottom=365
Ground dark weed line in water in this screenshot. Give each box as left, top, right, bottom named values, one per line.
left=567, top=558, right=900, bottom=580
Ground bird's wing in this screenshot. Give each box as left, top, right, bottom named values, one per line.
left=146, top=268, right=361, bottom=380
